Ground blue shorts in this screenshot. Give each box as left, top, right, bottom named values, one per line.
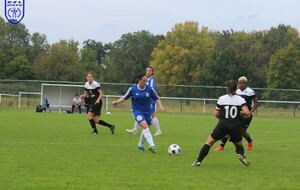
left=133, top=110, right=152, bottom=126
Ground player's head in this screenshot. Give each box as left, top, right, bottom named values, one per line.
left=146, top=66, right=154, bottom=77
left=86, top=72, right=94, bottom=84
left=227, top=79, right=237, bottom=96
left=238, top=76, right=248, bottom=90
left=136, top=73, right=147, bottom=88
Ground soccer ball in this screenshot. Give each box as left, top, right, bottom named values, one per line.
left=106, top=112, right=111, bottom=115
left=168, top=144, right=181, bottom=155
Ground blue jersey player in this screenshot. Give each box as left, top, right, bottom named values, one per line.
left=126, top=66, right=164, bottom=136
left=112, top=74, right=164, bottom=153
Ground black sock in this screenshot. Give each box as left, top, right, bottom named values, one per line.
left=245, top=137, right=252, bottom=143
left=220, top=137, right=229, bottom=147
left=235, top=144, right=244, bottom=156
left=197, top=144, right=211, bottom=163
left=98, top=120, right=112, bottom=128
left=89, top=119, right=98, bottom=132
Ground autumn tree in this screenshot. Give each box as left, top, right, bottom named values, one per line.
left=151, top=21, right=215, bottom=97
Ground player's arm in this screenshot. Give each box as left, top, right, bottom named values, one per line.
left=80, top=91, right=88, bottom=99
left=112, top=97, right=126, bottom=105
left=250, top=97, right=259, bottom=113
left=95, top=88, right=103, bottom=104
left=156, top=99, right=164, bottom=111
left=214, top=108, right=220, bottom=119
left=241, top=105, right=251, bottom=118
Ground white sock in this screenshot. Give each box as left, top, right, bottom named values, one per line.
left=152, top=117, right=161, bottom=133
left=133, top=121, right=139, bottom=131
left=138, top=132, right=146, bottom=147
left=143, top=128, right=155, bottom=147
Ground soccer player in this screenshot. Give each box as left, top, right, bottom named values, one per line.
left=126, top=66, right=164, bottom=136
left=81, top=72, right=115, bottom=135
left=112, top=73, right=164, bottom=153
left=192, top=80, right=251, bottom=167
left=214, top=76, right=259, bottom=151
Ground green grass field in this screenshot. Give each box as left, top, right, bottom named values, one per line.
left=0, top=110, right=299, bottom=190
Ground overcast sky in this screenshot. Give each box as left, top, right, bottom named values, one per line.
left=1, top=0, right=299, bottom=46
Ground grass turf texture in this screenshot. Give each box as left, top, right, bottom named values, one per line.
left=0, top=110, right=299, bottom=190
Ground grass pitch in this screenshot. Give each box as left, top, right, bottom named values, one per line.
left=0, top=110, right=299, bottom=190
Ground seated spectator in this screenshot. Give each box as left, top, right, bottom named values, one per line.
left=42, top=98, right=50, bottom=113
left=72, top=93, right=82, bottom=114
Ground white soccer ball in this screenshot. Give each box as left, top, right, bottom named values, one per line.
left=106, top=112, right=111, bottom=115
left=168, top=144, right=181, bottom=155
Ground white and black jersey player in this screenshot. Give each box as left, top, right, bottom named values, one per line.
left=215, top=76, right=259, bottom=151
left=81, top=72, right=115, bottom=135
left=192, top=80, right=251, bottom=167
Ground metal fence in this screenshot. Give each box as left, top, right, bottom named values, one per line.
left=0, top=80, right=299, bottom=117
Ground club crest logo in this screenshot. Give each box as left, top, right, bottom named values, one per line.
left=5, top=0, right=25, bottom=24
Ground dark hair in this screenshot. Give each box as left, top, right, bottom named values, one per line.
left=87, top=71, right=95, bottom=77
left=146, top=66, right=154, bottom=75
left=136, top=73, right=146, bottom=84
left=227, top=80, right=237, bottom=95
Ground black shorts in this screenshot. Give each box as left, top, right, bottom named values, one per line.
left=87, top=100, right=102, bottom=116
left=211, top=123, right=242, bottom=143
left=241, top=114, right=253, bottom=128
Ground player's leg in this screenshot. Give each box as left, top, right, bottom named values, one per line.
left=126, top=121, right=138, bottom=134
left=242, top=116, right=253, bottom=150
left=192, top=125, right=223, bottom=167
left=137, top=131, right=146, bottom=152
left=96, top=102, right=115, bottom=134
left=215, top=134, right=230, bottom=150
left=140, top=121, right=156, bottom=153
left=231, top=128, right=250, bottom=167
left=152, top=112, right=162, bottom=136
left=192, top=135, right=217, bottom=167
left=78, top=105, right=81, bottom=114
left=234, top=141, right=250, bottom=167
left=87, top=112, right=98, bottom=134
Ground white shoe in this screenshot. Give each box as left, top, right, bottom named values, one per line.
left=154, top=131, right=162, bottom=136
left=126, top=129, right=137, bottom=134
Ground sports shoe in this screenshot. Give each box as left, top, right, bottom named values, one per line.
left=92, top=131, right=98, bottom=135
left=148, top=145, right=156, bottom=153
left=237, top=154, right=250, bottom=167
left=247, top=142, right=253, bottom=150
left=137, top=145, right=145, bottom=152
left=191, top=161, right=201, bottom=167
left=214, top=145, right=224, bottom=151
left=154, top=131, right=162, bottom=136
left=126, top=128, right=137, bottom=134
left=110, top=125, right=115, bottom=135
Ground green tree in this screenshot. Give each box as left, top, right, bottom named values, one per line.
left=103, top=30, right=160, bottom=83
left=151, top=21, right=214, bottom=97
left=28, top=32, right=49, bottom=63
left=34, top=40, right=85, bottom=81
left=200, top=30, right=255, bottom=87
left=4, top=55, right=35, bottom=79
left=0, top=17, right=31, bottom=79
left=265, top=43, right=300, bottom=101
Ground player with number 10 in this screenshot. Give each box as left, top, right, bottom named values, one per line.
left=192, top=80, right=251, bottom=167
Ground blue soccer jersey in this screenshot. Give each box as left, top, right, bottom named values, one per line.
left=123, top=84, right=160, bottom=112
left=147, top=76, right=156, bottom=90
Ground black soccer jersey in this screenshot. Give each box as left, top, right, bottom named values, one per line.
left=216, top=94, right=247, bottom=127
left=84, top=80, right=101, bottom=104
left=236, top=87, right=256, bottom=110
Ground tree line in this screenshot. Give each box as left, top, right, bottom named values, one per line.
left=0, top=17, right=299, bottom=100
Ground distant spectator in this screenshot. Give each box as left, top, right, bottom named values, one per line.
left=72, top=93, right=82, bottom=114
left=42, top=98, right=50, bottom=113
